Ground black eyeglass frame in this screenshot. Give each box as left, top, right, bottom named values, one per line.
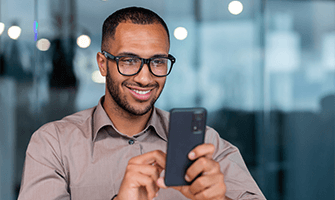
left=102, top=51, right=176, bottom=77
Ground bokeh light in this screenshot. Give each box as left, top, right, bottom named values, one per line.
left=228, top=1, right=243, bottom=15
left=174, top=27, right=188, bottom=40
left=77, top=35, right=91, bottom=48
left=36, top=38, right=51, bottom=51
left=91, top=70, right=105, bottom=84
left=8, top=25, right=21, bottom=40
left=0, top=22, right=5, bottom=35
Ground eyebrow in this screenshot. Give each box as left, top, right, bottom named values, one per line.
left=118, top=52, right=168, bottom=58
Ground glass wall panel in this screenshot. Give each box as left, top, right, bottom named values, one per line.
left=264, top=1, right=335, bottom=199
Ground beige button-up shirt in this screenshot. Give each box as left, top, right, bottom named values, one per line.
left=18, top=98, right=265, bottom=200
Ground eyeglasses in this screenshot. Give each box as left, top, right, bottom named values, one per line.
left=102, top=51, right=176, bottom=77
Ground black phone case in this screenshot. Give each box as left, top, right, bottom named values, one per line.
left=164, top=108, right=207, bottom=186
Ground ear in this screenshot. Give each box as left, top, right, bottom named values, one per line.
left=96, top=52, right=107, bottom=77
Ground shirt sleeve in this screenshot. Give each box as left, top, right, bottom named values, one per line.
left=205, top=127, right=266, bottom=200
left=18, top=123, right=70, bottom=200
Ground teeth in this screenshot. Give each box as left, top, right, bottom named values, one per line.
left=132, top=89, right=151, bottom=95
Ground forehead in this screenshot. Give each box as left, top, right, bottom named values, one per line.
left=109, top=22, right=170, bottom=55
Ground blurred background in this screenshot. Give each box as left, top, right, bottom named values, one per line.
left=0, top=0, right=334, bottom=199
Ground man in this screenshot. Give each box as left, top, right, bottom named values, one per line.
left=18, top=7, right=265, bottom=200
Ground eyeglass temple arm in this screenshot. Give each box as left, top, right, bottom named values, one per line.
left=102, top=51, right=115, bottom=60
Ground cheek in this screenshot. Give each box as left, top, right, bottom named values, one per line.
left=108, top=67, right=127, bottom=87
left=158, top=78, right=166, bottom=90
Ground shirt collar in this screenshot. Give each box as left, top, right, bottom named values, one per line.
left=147, top=107, right=168, bottom=142
left=92, top=96, right=114, bottom=142
left=92, top=96, right=168, bottom=142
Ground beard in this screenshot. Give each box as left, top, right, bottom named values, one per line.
left=106, top=68, right=162, bottom=116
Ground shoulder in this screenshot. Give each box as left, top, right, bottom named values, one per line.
left=31, top=107, right=96, bottom=143
left=26, top=107, right=97, bottom=166
left=204, top=126, right=232, bottom=148
left=204, top=126, right=241, bottom=160
left=54, top=107, right=96, bottom=129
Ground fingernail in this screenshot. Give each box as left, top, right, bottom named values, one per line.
left=189, top=152, right=196, bottom=159
left=156, top=192, right=159, bottom=197
left=185, top=174, right=191, bottom=182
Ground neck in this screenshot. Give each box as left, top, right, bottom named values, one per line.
left=103, top=94, right=152, bottom=137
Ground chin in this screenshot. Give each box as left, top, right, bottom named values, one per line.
left=127, top=107, right=152, bottom=116
left=126, top=101, right=155, bottom=116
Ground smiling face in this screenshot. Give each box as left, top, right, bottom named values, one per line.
left=97, top=22, right=170, bottom=116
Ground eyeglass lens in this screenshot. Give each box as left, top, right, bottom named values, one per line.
left=118, top=56, right=172, bottom=76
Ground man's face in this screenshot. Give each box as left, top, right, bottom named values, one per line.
left=104, top=22, right=169, bottom=116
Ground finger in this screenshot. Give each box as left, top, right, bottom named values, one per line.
left=121, top=172, right=159, bottom=200
left=156, top=177, right=168, bottom=189
left=193, top=179, right=226, bottom=200
left=152, top=161, right=164, bottom=175
left=156, top=177, right=185, bottom=193
left=128, top=150, right=166, bottom=169
left=185, top=158, right=220, bottom=182
left=140, top=174, right=159, bottom=200
left=127, top=164, right=161, bottom=182
left=189, top=143, right=215, bottom=160
left=157, top=178, right=195, bottom=200
left=188, top=173, right=224, bottom=196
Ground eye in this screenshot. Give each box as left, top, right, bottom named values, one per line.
left=152, top=58, right=167, bottom=65
left=120, top=57, right=140, bottom=65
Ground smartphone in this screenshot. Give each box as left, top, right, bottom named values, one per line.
left=164, top=107, right=207, bottom=186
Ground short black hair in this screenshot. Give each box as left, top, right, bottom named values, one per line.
left=101, top=6, right=170, bottom=51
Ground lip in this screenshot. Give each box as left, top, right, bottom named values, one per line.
left=127, top=86, right=153, bottom=101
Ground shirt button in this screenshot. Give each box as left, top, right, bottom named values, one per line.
left=128, top=139, right=135, bottom=145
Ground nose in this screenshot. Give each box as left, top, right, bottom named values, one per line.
left=133, top=63, right=154, bottom=86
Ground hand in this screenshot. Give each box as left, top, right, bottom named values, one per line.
left=116, top=150, right=166, bottom=200
left=157, top=144, right=227, bottom=200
